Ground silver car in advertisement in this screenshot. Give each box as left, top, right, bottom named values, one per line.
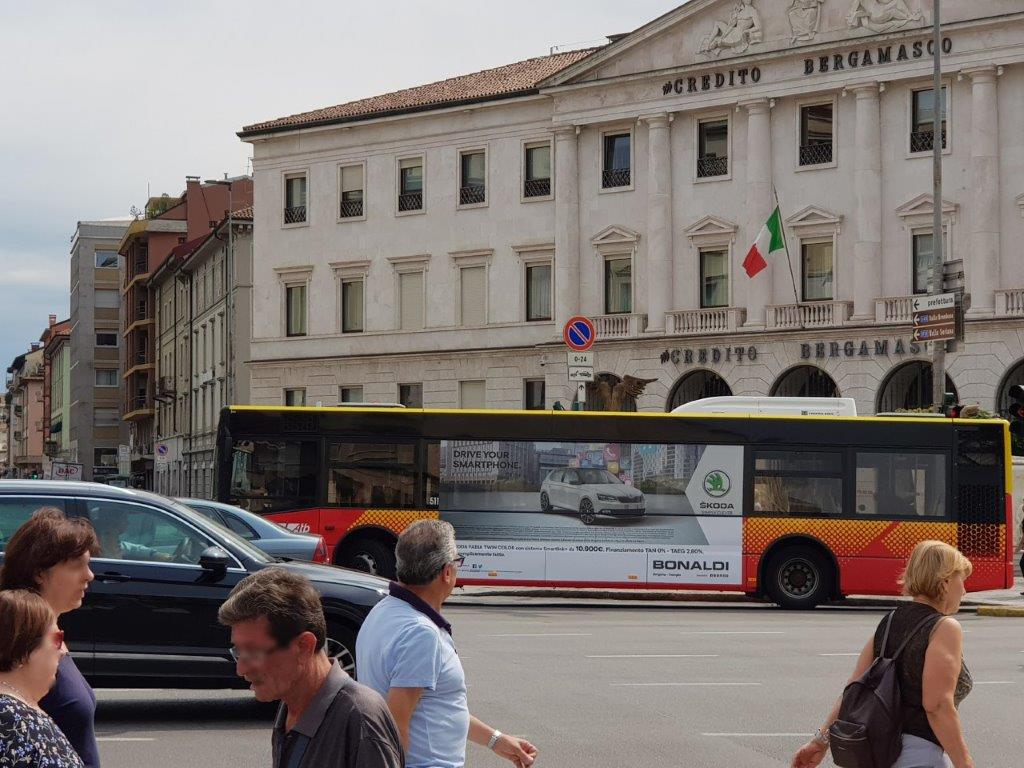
left=539, top=467, right=645, bottom=524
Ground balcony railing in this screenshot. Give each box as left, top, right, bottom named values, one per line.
left=910, top=128, right=947, bottom=153
left=132, top=258, right=148, bottom=276
left=768, top=301, right=853, bottom=329
left=667, top=307, right=746, bottom=336
left=459, top=184, right=486, bottom=206
left=131, top=350, right=149, bottom=367
left=601, top=168, right=631, bottom=189
left=126, top=395, right=152, bottom=412
left=398, top=192, right=423, bottom=212
left=339, top=200, right=363, bottom=218
left=524, top=178, right=551, bottom=198
left=697, top=155, right=729, bottom=178
left=996, top=289, right=1024, bottom=317
left=799, top=142, right=833, bottom=166
left=284, top=205, right=307, bottom=224
left=593, top=313, right=648, bottom=339
left=875, top=296, right=915, bottom=324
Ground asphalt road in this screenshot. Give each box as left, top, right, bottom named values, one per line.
left=95, top=603, right=1024, bottom=768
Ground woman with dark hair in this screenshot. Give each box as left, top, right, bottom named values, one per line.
left=0, top=589, right=84, bottom=767
left=1, top=508, right=100, bottom=767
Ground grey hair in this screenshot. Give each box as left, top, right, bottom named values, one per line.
left=395, top=520, right=458, bottom=585
left=217, top=567, right=326, bottom=649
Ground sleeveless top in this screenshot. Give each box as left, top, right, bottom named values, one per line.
left=39, top=655, right=99, bottom=768
left=872, top=602, right=973, bottom=746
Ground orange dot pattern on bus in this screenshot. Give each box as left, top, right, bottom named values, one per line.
left=744, top=518, right=959, bottom=559
left=348, top=509, right=439, bottom=537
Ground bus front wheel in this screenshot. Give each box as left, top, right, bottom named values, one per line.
left=765, top=547, right=833, bottom=609
left=338, top=538, right=397, bottom=580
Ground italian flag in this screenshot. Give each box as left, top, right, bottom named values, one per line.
left=743, top=206, right=785, bottom=278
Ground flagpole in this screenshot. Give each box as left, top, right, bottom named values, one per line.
left=773, top=187, right=804, bottom=327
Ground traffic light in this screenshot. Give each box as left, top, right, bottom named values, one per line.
left=941, top=392, right=961, bottom=419
left=1006, top=384, right=1024, bottom=438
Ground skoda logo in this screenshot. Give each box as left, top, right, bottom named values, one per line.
left=703, top=470, right=731, bottom=498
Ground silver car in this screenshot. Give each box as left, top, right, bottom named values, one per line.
left=178, top=498, right=328, bottom=562
left=539, top=468, right=645, bottom=524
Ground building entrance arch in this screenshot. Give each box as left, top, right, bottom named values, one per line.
left=666, top=369, right=732, bottom=411
left=876, top=361, right=957, bottom=413
left=770, top=365, right=840, bottom=398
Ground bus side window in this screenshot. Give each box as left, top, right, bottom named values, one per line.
left=327, top=441, right=418, bottom=508
left=855, top=452, right=945, bottom=518
left=753, top=450, right=843, bottom=517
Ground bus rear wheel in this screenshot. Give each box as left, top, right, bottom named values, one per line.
left=579, top=498, right=597, bottom=525
left=765, top=547, right=833, bottom=609
left=338, top=538, right=397, bottom=580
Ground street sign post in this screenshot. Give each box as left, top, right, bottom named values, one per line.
left=563, top=316, right=596, bottom=351
left=912, top=293, right=956, bottom=344
left=566, top=351, right=594, bottom=367
left=568, top=367, right=595, bottom=382
left=117, top=444, right=130, bottom=477
left=563, top=317, right=595, bottom=410
left=51, top=461, right=83, bottom=482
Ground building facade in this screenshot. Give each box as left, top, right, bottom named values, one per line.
left=241, top=1, right=1024, bottom=417
left=5, top=347, right=46, bottom=478
left=41, top=315, right=72, bottom=468
left=69, top=219, right=131, bottom=480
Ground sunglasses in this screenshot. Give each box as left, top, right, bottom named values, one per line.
left=50, top=630, right=65, bottom=650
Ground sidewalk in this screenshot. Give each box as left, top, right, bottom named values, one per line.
left=452, top=578, right=1024, bottom=614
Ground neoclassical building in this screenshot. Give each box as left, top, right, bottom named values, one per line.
left=240, top=0, right=1024, bottom=415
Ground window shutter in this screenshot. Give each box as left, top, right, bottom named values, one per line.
left=400, top=272, right=424, bottom=330
left=341, top=165, right=362, bottom=193
left=460, top=266, right=487, bottom=326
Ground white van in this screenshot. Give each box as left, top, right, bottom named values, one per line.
left=671, top=396, right=858, bottom=417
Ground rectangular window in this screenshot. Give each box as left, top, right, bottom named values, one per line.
left=604, top=257, right=632, bottom=314
left=912, top=233, right=934, bottom=295
left=524, top=379, right=545, bottom=410
left=753, top=450, right=844, bottom=517
left=339, top=164, right=364, bottom=218
left=94, top=448, right=118, bottom=468
left=284, top=174, right=307, bottom=223
left=398, top=383, right=423, bottom=408
left=286, top=284, right=307, bottom=336
left=602, top=133, right=631, bottom=189
left=700, top=249, right=729, bottom=308
left=399, top=158, right=423, bottom=212
left=801, top=240, right=834, bottom=302
left=284, top=388, right=306, bottom=407
left=459, top=380, right=486, bottom=409
left=95, top=289, right=119, bottom=309
left=95, top=369, right=118, bottom=387
left=399, top=271, right=424, bottom=330
left=229, top=438, right=318, bottom=514
left=93, top=407, right=119, bottom=427
left=341, top=278, right=364, bottom=333
left=856, top=452, right=946, bottom=518
left=799, top=103, right=834, bottom=166
left=525, top=263, right=552, bottom=322
left=911, top=87, right=947, bottom=153
left=327, top=441, right=417, bottom=507
left=524, top=142, right=551, bottom=198
left=698, top=119, right=729, bottom=178
left=459, top=151, right=486, bottom=206
left=96, top=332, right=118, bottom=347
left=459, top=266, right=487, bottom=326
left=95, top=251, right=118, bottom=269
left=340, top=386, right=363, bottom=403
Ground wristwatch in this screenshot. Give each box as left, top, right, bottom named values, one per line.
left=812, top=728, right=830, bottom=747
left=487, top=730, right=503, bottom=750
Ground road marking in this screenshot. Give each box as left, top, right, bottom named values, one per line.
left=482, top=633, right=592, bottom=637
left=819, top=653, right=860, bottom=657
left=972, top=681, right=1016, bottom=685
left=613, top=682, right=761, bottom=687
left=703, top=732, right=805, bottom=737
left=97, top=737, right=156, bottom=742
left=588, top=654, right=719, bottom=659
left=678, top=631, right=784, bottom=635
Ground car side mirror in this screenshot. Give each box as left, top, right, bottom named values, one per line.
left=199, top=546, right=231, bottom=576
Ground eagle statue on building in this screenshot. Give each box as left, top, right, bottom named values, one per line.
left=586, top=375, right=658, bottom=412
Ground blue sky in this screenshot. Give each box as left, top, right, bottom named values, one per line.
left=0, top=0, right=675, bottom=369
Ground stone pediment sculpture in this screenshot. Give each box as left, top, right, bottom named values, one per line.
left=788, top=0, right=825, bottom=43
left=846, top=0, right=924, bottom=34
left=698, top=0, right=764, bottom=58
left=587, top=375, right=658, bottom=412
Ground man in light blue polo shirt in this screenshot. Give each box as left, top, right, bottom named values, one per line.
left=357, top=520, right=537, bottom=768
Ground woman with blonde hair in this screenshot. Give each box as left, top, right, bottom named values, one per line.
left=791, top=540, right=974, bottom=768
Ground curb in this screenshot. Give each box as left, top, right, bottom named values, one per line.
left=976, top=606, right=1024, bottom=617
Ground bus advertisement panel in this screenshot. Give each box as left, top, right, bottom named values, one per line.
left=438, top=439, right=744, bottom=586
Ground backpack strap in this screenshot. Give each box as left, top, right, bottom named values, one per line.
left=889, top=612, right=942, bottom=661
left=878, top=610, right=896, bottom=658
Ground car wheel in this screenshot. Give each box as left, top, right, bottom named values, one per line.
left=326, top=623, right=358, bottom=678
left=339, top=538, right=397, bottom=580
left=540, top=491, right=553, bottom=512
left=579, top=498, right=597, bottom=525
left=764, top=547, right=834, bottom=610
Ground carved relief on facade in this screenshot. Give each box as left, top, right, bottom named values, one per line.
left=788, top=0, right=825, bottom=44
left=698, top=0, right=764, bottom=58
left=846, top=0, right=924, bottom=34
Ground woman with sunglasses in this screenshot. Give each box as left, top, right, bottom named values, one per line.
left=0, top=508, right=100, bottom=767
left=0, top=589, right=84, bottom=767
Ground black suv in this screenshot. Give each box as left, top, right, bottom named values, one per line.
left=0, top=481, right=388, bottom=688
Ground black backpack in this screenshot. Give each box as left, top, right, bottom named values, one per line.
left=829, top=611, right=939, bottom=768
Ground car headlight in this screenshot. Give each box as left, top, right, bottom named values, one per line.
left=597, top=493, right=617, bottom=502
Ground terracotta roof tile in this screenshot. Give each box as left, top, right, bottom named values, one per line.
left=240, top=48, right=599, bottom=137
left=230, top=206, right=253, bottom=221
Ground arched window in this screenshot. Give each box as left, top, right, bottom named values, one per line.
left=877, top=361, right=957, bottom=413
left=996, top=359, right=1024, bottom=416
left=666, top=370, right=732, bottom=411
left=770, top=366, right=839, bottom=398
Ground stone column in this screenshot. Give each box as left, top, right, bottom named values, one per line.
left=742, top=99, right=773, bottom=327
left=851, top=83, right=882, bottom=320
left=966, top=67, right=1000, bottom=315
left=554, top=126, right=580, bottom=330
left=643, top=113, right=674, bottom=332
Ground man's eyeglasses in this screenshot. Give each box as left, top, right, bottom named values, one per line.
left=451, top=555, right=465, bottom=568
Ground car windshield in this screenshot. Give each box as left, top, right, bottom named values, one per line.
left=163, top=499, right=273, bottom=564
left=576, top=469, right=622, bottom=485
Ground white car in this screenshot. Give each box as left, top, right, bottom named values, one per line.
left=540, top=468, right=645, bottom=524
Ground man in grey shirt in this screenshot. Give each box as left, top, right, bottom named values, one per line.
left=219, top=567, right=403, bottom=768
